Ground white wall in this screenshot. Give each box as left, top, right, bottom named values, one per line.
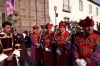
left=49, top=0, right=100, bottom=30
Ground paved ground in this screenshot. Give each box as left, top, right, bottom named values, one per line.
left=25, top=50, right=34, bottom=66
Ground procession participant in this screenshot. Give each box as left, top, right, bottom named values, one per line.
left=43, top=23, right=55, bottom=66
left=30, top=25, right=43, bottom=66
left=0, top=22, right=21, bottom=66
left=13, top=29, right=28, bottom=66
left=73, top=17, right=100, bottom=66
left=55, top=21, right=72, bottom=66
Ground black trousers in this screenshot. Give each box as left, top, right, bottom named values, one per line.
left=20, top=60, right=25, bottom=66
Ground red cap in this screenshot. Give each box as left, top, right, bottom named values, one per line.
left=45, top=23, right=53, bottom=29
left=59, top=21, right=68, bottom=27
left=78, top=18, right=94, bottom=27
left=32, top=25, right=39, bottom=29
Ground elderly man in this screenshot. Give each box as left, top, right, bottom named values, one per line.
left=73, top=17, right=100, bottom=66
left=30, top=25, right=43, bottom=66
left=55, top=21, right=72, bottom=66
left=42, top=23, right=55, bottom=66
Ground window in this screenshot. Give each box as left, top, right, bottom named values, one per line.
left=79, top=0, right=83, bottom=11
left=96, top=7, right=98, bottom=15
left=91, top=16, right=93, bottom=19
left=64, top=17, right=69, bottom=22
left=64, top=17, right=70, bottom=30
left=89, top=4, right=92, bottom=14
left=63, top=0, right=71, bottom=13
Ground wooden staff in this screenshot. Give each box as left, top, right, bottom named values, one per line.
left=51, top=25, right=58, bottom=44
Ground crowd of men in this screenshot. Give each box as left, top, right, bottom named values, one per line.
left=0, top=16, right=100, bottom=66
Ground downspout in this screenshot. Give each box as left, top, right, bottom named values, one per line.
left=35, top=0, right=37, bottom=25
left=44, top=0, right=46, bottom=25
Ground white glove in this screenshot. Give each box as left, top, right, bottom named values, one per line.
left=75, top=59, right=82, bottom=66
left=56, top=49, right=62, bottom=55
left=45, top=48, right=52, bottom=52
left=75, top=59, right=86, bottom=66
left=36, top=43, right=41, bottom=48
left=80, top=59, right=86, bottom=66
left=0, top=54, right=8, bottom=62
left=13, top=50, right=20, bottom=57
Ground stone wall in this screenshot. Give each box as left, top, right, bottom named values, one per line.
left=0, top=0, right=5, bottom=29
left=15, top=0, right=49, bottom=33
left=0, top=0, right=49, bottom=33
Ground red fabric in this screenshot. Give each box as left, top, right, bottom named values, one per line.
left=31, top=32, right=43, bottom=61
left=59, top=21, right=68, bottom=27
left=44, top=31, right=54, bottom=48
left=43, top=50, right=54, bottom=66
left=75, top=33, right=100, bottom=66
left=84, top=58, right=96, bottom=66
left=56, top=51, right=68, bottom=66
left=78, top=18, right=94, bottom=27
left=32, top=25, right=39, bottom=29
left=45, top=23, right=53, bottom=29
left=56, top=31, right=69, bottom=48
left=55, top=31, right=69, bottom=66
left=43, top=31, right=55, bottom=66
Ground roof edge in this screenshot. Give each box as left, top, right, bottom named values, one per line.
left=88, top=0, right=100, bottom=7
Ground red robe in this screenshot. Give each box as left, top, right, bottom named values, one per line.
left=74, top=33, right=99, bottom=66
left=55, top=31, right=69, bottom=66
left=30, top=32, right=42, bottom=61
left=43, top=31, right=55, bottom=66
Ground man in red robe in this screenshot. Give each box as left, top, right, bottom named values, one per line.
left=73, top=17, right=100, bottom=66
left=55, top=21, right=71, bottom=66
left=30, top=25, right=43, bottom=66
left=42, top=23, right=55, bottom=66
left=0, top=22, right=21, bottom=66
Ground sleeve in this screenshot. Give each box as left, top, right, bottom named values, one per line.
left=72, top=41, right=79, bottom=60
left=0, top=40, right=8, bottom=62
left=84, top=44, right=100, bottom=65
left=30, top=36, right=35, bottom=45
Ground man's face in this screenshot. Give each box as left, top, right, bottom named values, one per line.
left=3, top=25, right=11, bottom=33
left=59, top=26, right=66, bottom=33
left=14, top=30, right=17, bottom=35
left=33, top=29, right=38, bottom=33
left=83, top=26, right=94, bottom=34
left=47, top=27, right=52, bottom=32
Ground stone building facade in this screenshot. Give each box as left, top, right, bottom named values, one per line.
left=0, top=0, right=5, bottom=29
left=0, top=0, right=49, bottom=33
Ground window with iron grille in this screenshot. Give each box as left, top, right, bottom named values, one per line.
left=89, top=4, right=92, bottom=14
left=63, top=0, right=71, bottom=13
left=96, top=7, right=98, bottom=16
left=79, top=0, right=83, bottom=11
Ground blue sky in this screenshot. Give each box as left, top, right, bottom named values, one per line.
left=93, top=0, right=100, bottom=4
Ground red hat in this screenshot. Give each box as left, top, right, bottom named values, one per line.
left=32, top=25, right=39, bottom=29
left=59, top=21, right=68, bottom=27
left=45, top=23, right=53, bottom=29
left=78, top=18, right=94, bottom=27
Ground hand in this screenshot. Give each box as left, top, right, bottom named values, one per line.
left=75, top=59, right=86, bottom=66
left=45, top=48, right=52, bottom=52
left=0, top=54, right=8, bottom=62
left=56, top=49, right=62, bottom=55
left=80, top=59, right=86, bottom=66
left=13, top=50, right=20, bottom=57
left=75, top=59, right=82, bottom=66
left=6, top=54, right=14, bottom=61
left=36, top=43, right=41, bottom=48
